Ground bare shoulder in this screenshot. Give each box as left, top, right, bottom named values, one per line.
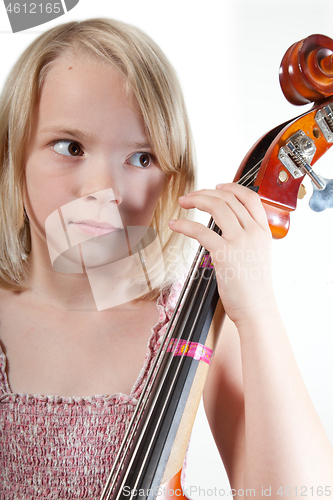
left=0, top=286, right=14, bottom=301
left=203, top=315, right=245, bottom=484
left=0, top=285, right=23, bottom=326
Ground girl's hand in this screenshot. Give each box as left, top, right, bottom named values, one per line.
left=169, top=183, right=275, bottom=326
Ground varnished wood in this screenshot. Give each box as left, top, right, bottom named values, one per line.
left=160, top=469, right=188, bottom=500
left=279, top=34, right=333, bottom=105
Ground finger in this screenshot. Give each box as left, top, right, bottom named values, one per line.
left=215, top=183, right=270, bottom=231
left=168, top=218, right=225, bottom=253
left=178, top=191, right=257, bottom=239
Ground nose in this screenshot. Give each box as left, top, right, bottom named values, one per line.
left=84, top=188, right=120, bottom=206
left=81, top=159, right=122, bottom=206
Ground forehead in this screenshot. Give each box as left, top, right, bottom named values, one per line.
left=34, top=53, right=145, bottom=138
left=42, top=52, right=132, bottom=106
left=44, top=51, right=128, bottom=90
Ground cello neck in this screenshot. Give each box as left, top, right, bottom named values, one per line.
left=100, top=233, right=225, bottom=500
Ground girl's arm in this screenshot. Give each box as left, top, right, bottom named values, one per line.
left=169, top=183, right=333, bottom=497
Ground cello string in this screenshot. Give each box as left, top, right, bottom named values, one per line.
left=103, top=234, right=215, bottom=498
left=121, top=260, right=218, bottom=499
left=110, top=258, right=217, bottom=500
left=101, top=255, right=213, bottom=499
left=100, top=162, right=262, bottom=499
left=100, top=242, right=211, bottom=499
left=236, top=160, right=262, bottom=186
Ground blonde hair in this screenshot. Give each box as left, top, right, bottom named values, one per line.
left=0, top=18, right=195, bottom=295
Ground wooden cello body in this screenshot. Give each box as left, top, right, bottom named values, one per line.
left=101, top=33, right=333, bottom=500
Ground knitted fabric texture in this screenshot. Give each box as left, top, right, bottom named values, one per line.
left=0, top=283, right=182, bottom=500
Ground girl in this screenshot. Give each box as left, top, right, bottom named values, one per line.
left=0, top=18, right=332, bottom=500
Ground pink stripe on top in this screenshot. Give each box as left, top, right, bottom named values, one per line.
left=167, top=339, right=214, bottom=365
left=0, top=282, right=183, bottom=500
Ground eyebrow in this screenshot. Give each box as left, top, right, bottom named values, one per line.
left=39, top=127, right=153, bottom=150
left=39, top=127, right=93, bottom=141
left=129, top=141, right=153, bottom=150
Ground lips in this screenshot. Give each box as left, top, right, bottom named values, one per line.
left=69, top=220, right=121, bottom=236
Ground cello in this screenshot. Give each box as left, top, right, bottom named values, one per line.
left=100, top=34, right=333, bottom=500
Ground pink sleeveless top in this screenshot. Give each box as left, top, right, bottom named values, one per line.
left=0, top=283, right=183, bottom=500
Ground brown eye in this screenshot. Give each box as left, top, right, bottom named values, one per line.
left=139, top=154, right=150, bottom=167
left=53, top=140, right=83, bottom=156
left=68, top=142, right=82, bottom=156
left=127, top=152, right=152, bottom=168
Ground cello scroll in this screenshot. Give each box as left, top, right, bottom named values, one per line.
left=279, top=34, right=333, bottom=105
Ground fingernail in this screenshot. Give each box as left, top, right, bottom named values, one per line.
left=169, top=219, right=176, bottom=226
left=216, top=183, right=224, bottom=189
left=179, top=192, right=193, bottom=199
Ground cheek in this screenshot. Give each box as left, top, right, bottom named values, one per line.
left=25, top=179, right=66, bottom=216
left=119, top=174, right=165, bottom=225
left=24, top=163, right=74, bottom=234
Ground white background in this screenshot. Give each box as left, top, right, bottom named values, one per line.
left=0, top=0, right=332, bottom=496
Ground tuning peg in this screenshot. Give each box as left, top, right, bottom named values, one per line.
left=284, top=141, right=326, bottom=190
left=284, top=140, right=333, bottom=211
left=297, top=184, right=307, bottom=199
left=309, top=176, right=333, bottom=212
left=277, top=130, right=333, bottom=211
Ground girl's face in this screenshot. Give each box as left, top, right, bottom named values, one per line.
left=24, top=53, right=166, bottom=266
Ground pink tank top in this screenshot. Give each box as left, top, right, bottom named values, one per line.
left=0, top=283, right=183, bottom=500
